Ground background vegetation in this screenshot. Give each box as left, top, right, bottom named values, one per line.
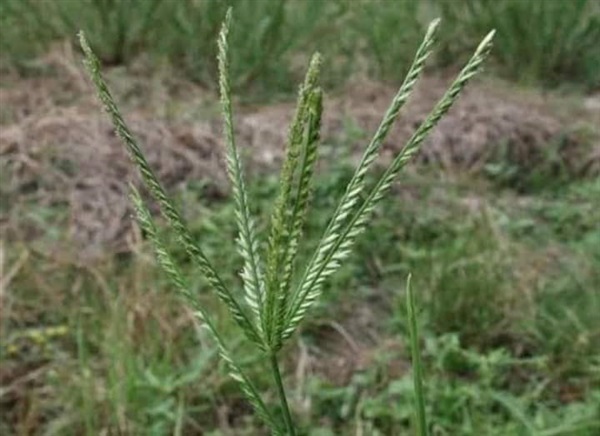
left=1, top=0, right=599, bottom=96
left=1, top=0, right=599, bottom=435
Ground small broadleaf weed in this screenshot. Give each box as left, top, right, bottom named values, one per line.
left=79, top=8, right=493, bottom=435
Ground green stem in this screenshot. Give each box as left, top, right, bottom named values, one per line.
left=270, top=352, right=296, bottom=435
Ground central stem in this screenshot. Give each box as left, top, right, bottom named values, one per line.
left=270, top=352, right=296, bottom=435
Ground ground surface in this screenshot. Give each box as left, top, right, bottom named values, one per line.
left=1, top=51, right=599, bottom=435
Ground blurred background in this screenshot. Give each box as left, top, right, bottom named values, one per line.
left=1, top=0, right=599, bottom=434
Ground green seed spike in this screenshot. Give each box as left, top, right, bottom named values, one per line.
left=272, top=87, right=323, bottom=350
left=283, top=26, right=495, bottom=341
left=79, top=30, right=264, bottom=349
left=263, top=52, right=322, bottom=348
left=282, top=18, right=440, bottom=340
left=218, top=8, right=267, bottom=337
left=81, top=10, right=494, bottom=433
left=406, top=274, right=427, bottom=436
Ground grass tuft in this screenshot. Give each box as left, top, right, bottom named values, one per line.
left=78, top=9, right=494, bottom=434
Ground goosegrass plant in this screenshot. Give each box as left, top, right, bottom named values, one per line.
left=79, top=9, right=494, bottom=434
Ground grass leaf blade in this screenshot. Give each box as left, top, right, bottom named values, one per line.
left=406, top=274, right=427, bottom=436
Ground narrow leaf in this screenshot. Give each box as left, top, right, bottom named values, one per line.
left=406, top=274, right=427, bottom=436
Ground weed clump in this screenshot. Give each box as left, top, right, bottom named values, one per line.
left=80, top=9, right=493, bottom=434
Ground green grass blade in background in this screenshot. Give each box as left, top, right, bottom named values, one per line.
left=2, top=0, right=597, bottom=92
left=406, top=274, right=427, bottom=436
left=437, top=0, right=600, bottom=88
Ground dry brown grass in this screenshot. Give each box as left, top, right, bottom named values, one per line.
left=1, top=55, right=597, bottom=259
